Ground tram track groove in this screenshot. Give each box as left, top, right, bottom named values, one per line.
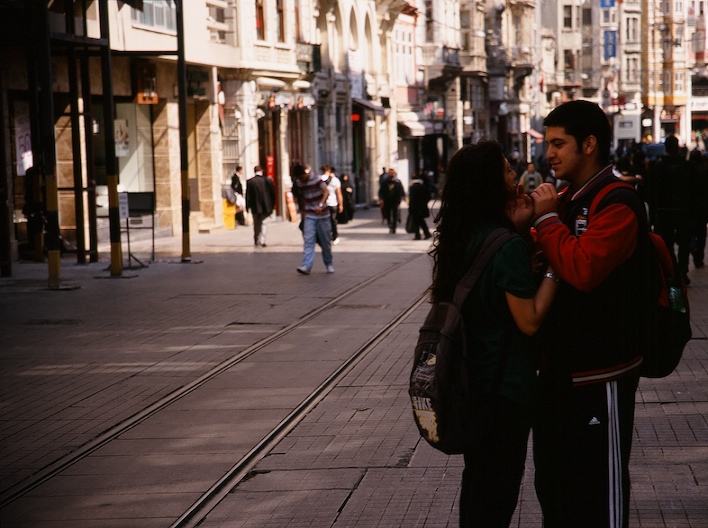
left=0, top=258, right=426, bottom=509
left=170, top=291, right=428, bottom=528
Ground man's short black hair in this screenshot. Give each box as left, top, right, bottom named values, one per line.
left=664, top=135, right=679, bottom=154
left=292, top=164, right=310, bottom=179
left=543, top=100, right=612, bottom=165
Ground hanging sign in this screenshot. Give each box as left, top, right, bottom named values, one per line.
left=604, top=30, right=617, bottom=59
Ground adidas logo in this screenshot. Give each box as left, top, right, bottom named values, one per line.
left=588, top=417, right=601, bottom=426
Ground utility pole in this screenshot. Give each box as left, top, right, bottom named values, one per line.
left=99, top=0, right=122, bottom=277
left=176, top=0, right=191, bottom=262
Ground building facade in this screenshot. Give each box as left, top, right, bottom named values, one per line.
left=1, top=0, right=704, bottom=279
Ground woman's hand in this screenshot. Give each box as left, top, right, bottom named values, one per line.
left=506, top=184, right=533, bottom=232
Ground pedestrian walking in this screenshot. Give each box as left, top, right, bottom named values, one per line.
left=531, top=100, right=655, bottom=528
left=688, top=150, right=708, bottom=268
left=246, top=165, right=275, bottom=247
left=379, top=167, right=388, bottom=224
left=231, top=165, right=246, bottom=226
left=407, top=175, right=432, bottom=240
left=430, top=140, right=558, bottom=527
left=518, top=161, right=543, bottom=194
left=646, top=135, right=698, bottom=284
left=378, top=168, right=406, bottom=233
left=337, top=173, right=355, bottom=224
left=292, top=163, right=333, bottom=274
left=320, top=164, right=343, bottom=244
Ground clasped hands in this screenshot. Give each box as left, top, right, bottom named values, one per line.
left=506, top=183, right=559, bottom=232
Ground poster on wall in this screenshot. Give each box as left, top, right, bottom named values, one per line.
left=115, top=119, right=129, bottom=158
left=15, top=114, right=33, bottom=175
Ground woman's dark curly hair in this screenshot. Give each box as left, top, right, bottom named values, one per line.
left=428, top=140, right=515, bottom=302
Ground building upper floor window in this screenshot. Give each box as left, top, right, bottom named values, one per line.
left=564, top=49, right=576, bottom=68
left=207, top=1, right=228, bottom=44
left=294, top=0, right=302, bottom=42
left=131, top=0, right=176, bottom=32
left=563, top=5, right=572, bottom=29
left=395, top=27, right=416, bottom=85
left=626, top=16, right=639, bottom=42
left=256, top=0, right=265, bottom=40
left=583, top=8, right=592, bottom=26
left=276, top=0, right=285, bottom=42
left=425, top=0, right=434, bottom=42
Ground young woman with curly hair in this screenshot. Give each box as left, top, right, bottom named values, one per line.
left=429, top=140, right=557, bottom=527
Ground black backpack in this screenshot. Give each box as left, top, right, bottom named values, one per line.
left=590, top=181, right=692, bottom=378
left=409, top=228, right=515, bottom=455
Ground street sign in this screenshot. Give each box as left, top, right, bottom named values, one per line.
left=119, top=192, right=129, bottom=220
left=601, top=0, right=615, bottom=7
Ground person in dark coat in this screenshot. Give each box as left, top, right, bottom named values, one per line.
left=231, top=166, right=246, bottom=226
left=337, top=173, right=355, bottom=224
left=646, top=135, right=698, bottom=283
left=378, top=168, right=406, bottom=233
left=408, top=175, right=432, bottom=240
left=688, top=149, right=708, bottom=269
left=246, top=165, right=275, bottom=247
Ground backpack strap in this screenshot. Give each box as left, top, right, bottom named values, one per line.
left=588, top=180, right=636, bottom=217
left=449, top=227, right=516, bottom=391
left=452, top=227, right=516, bottom=308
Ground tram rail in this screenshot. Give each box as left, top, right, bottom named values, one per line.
left=0, top=258, right=428, bottom=520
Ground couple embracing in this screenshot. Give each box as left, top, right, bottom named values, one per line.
left=431, top=100, right=652, bottom=528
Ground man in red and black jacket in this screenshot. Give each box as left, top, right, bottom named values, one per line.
left=530, top=100, right=654, bottom=528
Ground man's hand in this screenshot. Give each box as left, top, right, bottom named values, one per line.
left=531, top=183, right=559, bottom=216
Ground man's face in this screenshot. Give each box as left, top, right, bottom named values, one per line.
left=388, top=170, right=396, bottom=179
left=545, top=126, right=584, bottom=182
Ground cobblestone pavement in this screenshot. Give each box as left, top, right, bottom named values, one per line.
left=1, top=205, right=706, bottom=527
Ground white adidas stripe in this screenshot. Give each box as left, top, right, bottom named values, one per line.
left=606, top=381, right=623, bottom=528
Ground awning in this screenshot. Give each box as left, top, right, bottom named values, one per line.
left=397, top=111, right=434, bottom=137
left=399, top=121, right=427, bottom=137
left=352, top=97, right=385, bottom=115
left=256, top=77, right=286, bottom=89
left=526, top=128, right=544, bottom=143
